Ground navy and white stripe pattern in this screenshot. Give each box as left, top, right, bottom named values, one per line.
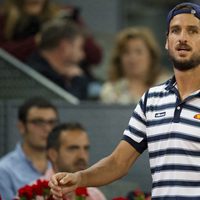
left=123, top=77, right=200, bottom=200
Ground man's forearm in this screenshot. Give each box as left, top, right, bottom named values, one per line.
left=77, top=141, right=140, bottom=187
left=78, top=155, right=126, bottom=187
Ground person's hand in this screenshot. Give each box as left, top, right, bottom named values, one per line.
left=63, top=65, right=83, bottom=79
left=48, top=172, right=81, bottom=200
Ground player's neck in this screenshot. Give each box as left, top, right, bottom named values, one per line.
left=174, top=66, right=200, bottom=100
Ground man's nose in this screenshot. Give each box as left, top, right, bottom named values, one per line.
left=178, top=30, right=188, bottom=43
left=78, top=149, right=88, bottom=159
left=41, top=123, right=54, bottom=133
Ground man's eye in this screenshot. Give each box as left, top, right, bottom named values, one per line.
left=171, top=29, right=179, bottom=33
left=188, top=29, right=198, bottom=34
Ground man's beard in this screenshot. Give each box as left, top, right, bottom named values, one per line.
left=168, top=48, right=200, bottom=71
left=57, top=159, right=88, bottom=173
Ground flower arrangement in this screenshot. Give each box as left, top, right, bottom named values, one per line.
left=15, top=180, right=89, bottom=200
left=75, top=187, right=89, bottom=200
left=15, top=180, right=53, bottom=200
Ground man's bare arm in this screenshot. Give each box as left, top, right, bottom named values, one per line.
left=49, top=140, right=140, bottom=198
left=79, top=140, right=140, bottom=187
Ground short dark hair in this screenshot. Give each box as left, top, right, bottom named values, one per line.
left=39, top=19, right=84, bottom=50
left=18, top=97, right=58, bottom=123
left=47, top=122, right=86, bottom=150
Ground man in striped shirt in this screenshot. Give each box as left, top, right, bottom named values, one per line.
left=49, top=2, right=200, bottom=200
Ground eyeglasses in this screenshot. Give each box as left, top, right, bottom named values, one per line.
left=26, top=118, right=59, bottom=127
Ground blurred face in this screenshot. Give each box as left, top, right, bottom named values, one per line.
left=23, top=0, right=47, bottom=15
left=121, top=38, right=151, bottom=79
left=61, top=36, right=85, bottom=65
left=19, top=107, right=58, bottom=150
left=53, top=130, right=90, bottom=173
left=166, top=14, right=200, bottom=71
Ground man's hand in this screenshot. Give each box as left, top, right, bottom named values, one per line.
left=48, top=172, right=81, bottom=199
left=62, top=65, right=83, bottom=79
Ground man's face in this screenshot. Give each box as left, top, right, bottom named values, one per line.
left=61, top=36, right=85, bottom=65
left=19, top=107, right=58, bottom=150
left=24, top=0, right=47, bottom=16
left=53, top=130, right=90, bottom=173
left=165, top=14, right=200, bottom=71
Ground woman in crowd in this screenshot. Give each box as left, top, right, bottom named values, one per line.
left=0, top=0, right=57, bottom=61
left=0, top=0, right=102, bottom=70
left=101, top=27, right=170, bottom=104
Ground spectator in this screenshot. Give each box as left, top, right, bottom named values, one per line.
left=101, top=27, right=170, bottom=105
left=27, top=19, right=88, bottom=100
left=0, top=97, right=59, bottom=199
left=46, top=123, right=106, bottom=200
left=0, top=0, right=102, bottom=68
left=57, top=5, right=103, bottom=82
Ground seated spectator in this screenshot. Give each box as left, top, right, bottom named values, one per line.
left=0, top=97, right=59, bottom=199
left=46, top=123, right=107, bottom=199
left=57, top=5, right=103, bottom=82
left=27, top=19, right=88, bottom=100
left=100, top=27, right=171, bottom=105
left=0, top=0, right=102, bottom=68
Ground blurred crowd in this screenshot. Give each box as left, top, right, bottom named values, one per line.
left=0, top=0, right=171, bottom=104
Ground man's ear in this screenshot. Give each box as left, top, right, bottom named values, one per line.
left=17, top=121, right=26, bottom=137
left=47, top=148, right=58, bottom=163
left=165, top=37, right=169, bottom=50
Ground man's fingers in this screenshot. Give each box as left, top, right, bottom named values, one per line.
left=59, top=173, right=73, bottom=185
left=50, top=188, right=62, bottom=198
left=49, top=172, right=69, bottom=197
left=49, top=172, right=67, bottom=186
left=55, top=172, right=68, bottom=181
left=49, top=172, right=78, bottom=197
left=62, top=185, right=77, bottom=194
left=48, top=180, right=61, bottom=190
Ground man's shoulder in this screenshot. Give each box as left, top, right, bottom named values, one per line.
left=0, top=148, right=20, bottom=170
left=150, top=79, right=170, bottom=92
left=26, top=51, right=51, bottom=72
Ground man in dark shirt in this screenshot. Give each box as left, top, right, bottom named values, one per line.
left=27, top=19, right=88, bottom=100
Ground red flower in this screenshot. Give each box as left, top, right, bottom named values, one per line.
left=18, top=185, right=34, bottom=199
left=16, top=179, right=52, bottom=200
left=75, top=187, right=89, bottom=197
left=112, top=197, right=128, bottom=200
left=36, top=179, right=49, bottom=188
left=32, top=183, right=43, bottom=195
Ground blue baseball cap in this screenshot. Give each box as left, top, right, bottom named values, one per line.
left=167, top=2, right=200, bottom=33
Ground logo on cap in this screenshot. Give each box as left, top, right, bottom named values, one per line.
left=191, top=9, right=196, bottom=14
left=194, top=114, right=200, bottom=120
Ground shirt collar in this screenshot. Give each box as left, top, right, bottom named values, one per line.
left=165, top=76, right=176, bottom=91
left=165, top=75, right=200, bottom=97
left=16, top=142, right=52, bottom=173
left=16, top=142, right=27, bottom=160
